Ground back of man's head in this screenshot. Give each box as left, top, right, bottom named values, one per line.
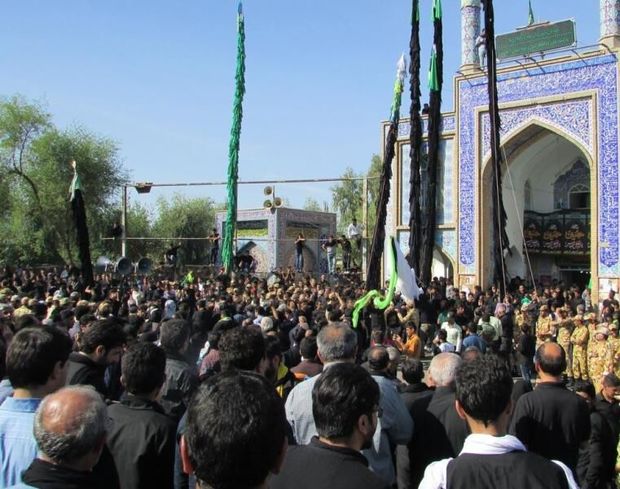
left=121, top=342, right=166, bottom=396
left=299, top=337, right=318, bottom=360
left=367, top=346, right=389, bottom=372
left=312, top=362, right=379, bottom=439
left=535, top=342, right=566, bottom=377
left=316, top=323, right=357, bottom=363
left=159, top=319, right=191, bottom=354
left=428, top=352, right=462, bottom=388
left=219, top=327, right=265, bottom=372
left=34, top=386, right=107, bottom=467
left=402, top=358, right=424, bottom=385
left=456, top=354, right=513, bottom=427
left=7, top=327, right=72, bottom=390
left=183, top=370, right=287, bottom=489
left=79, top=319, right=125, bottom=355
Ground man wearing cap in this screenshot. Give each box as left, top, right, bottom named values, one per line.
left=536, top=305, right=553, bottom=348
left=554, top=307, right=574, bottom=384
left=570, top=315, right=590, bottom=382
left=588, top=326, right=613, bottom=393
left=608, top=322, right=620, bottom=378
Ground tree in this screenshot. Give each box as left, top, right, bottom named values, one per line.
left=331, top=167, right=363, bottom=232
left=0, top=96, right=127, bottom=265
left=303, top=197, right=322, bottom=212
left=151, top=194, right=219, bottom=265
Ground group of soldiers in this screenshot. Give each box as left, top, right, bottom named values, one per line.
left=529, top=303, right=620, bottom=391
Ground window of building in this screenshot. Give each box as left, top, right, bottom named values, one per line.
left=569, top=184, right=589, bottom=209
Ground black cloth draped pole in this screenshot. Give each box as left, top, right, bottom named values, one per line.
left=420, top=0, right=443, bottom=285
left=482, top=0, right=509, bottom=295
left=407, top=0, right=422, bottom=274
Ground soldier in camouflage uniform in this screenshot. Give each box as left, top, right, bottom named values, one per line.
left=608, top=322, right=620, bottom=378
left=554, top=307, right=574, bottom=381
left=588, top=326, right=613, bottom=393
left=570, top=314, right=589, bottom=381
left=536, top=305, right=554, bottom=348
left=586, top=312, right=598, bottom=347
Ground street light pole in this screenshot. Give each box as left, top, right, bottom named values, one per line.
left=121, top=184, right=128, bottom=257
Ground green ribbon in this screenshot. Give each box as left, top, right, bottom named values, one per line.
left=432, top=0, right=442, bottom=21
left=528, top=0, right=535, bottom=25
left=428, top=48, right=439, bottom=92
left=352, top=238, right=398, bottom=328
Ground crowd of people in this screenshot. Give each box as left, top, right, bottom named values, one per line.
left=0, top=266, right=618, bottom=488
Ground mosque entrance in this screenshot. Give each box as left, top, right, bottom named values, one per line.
left=480, top=123, right=593, bottom=288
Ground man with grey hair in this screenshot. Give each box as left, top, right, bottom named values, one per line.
left=285, top=323, right=358, bottom=444
left=8, top=385, right=110, bottom=489
left=397, top=352, right=469, bottom=489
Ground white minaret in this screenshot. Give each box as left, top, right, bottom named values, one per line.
left=461, top=0, right=482, bottom=72
left=601, top=0, right=620, bottom=48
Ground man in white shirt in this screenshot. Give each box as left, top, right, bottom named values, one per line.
left=347, top=218, right=362, bottom=252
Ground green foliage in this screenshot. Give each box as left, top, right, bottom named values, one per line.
left=330, top=155, right=381, bottom=235
left=0, top=96, right=127, bottom=265
left=303, top=197, right=323, bottom=212
left=151, top=194, right=218, bottom=265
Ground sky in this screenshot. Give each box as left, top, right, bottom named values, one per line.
left=0, top=1, right=600, bottom=212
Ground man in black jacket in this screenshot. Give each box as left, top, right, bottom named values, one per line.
left=272, top=363, right=388, bottom=489
left=575, top=381, right=617, bottom=489
left=397, top=352, right=469, bottom=489
left=107, top=342, right=176, bottom=489
left=510, top=342, right=591, bottom=474
left=180, top=370, right=288, bottom=489
left=420, top=355, right=577, bottom=489
left=65, top=319, right=125, bottom=398
left=159, top=319, right=198, bottom=422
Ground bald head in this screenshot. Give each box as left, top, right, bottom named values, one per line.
left=34, top=386, right=107, bottom=466
left=535, top=342, right=566, bottom=378
left=429, top=352, right=462, bottom=388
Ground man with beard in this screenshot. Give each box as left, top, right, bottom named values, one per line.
left=272, top=363, right=388, bottom=489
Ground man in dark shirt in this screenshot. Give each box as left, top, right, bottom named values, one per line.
left=65, top=319, right=125, bottom=398
left=272, top=363, right=388, bottom=489
left=420, top=355, right=577, bottom=489
left=107, top=342, right=176, bottom=489
left=510, top=342, right=591, bottom=473
left=159, top=319, right=198, bottom=422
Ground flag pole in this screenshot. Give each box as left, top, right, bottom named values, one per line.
left=222, top=2, right=246, bottom=274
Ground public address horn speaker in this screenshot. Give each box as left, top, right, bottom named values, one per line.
left=264, top=186, right=273, bottom=196
left=264, top=199, right=274, bottom=209
left=134, top=257, right=152, bottom=275
left=273, top=197, right=283, bottom=208
left=95, top=256, right=132, bottom=276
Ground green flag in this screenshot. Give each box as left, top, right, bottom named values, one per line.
left=428, top=47, right=439, bottom=92
left=528, top=0, right=535, bottom=25
left=432, top=0, right=442, bottom=21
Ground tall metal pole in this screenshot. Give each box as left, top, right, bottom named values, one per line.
left=362, top=177, right=369, bottom=278
left=121, top=184, right=128, bottom=257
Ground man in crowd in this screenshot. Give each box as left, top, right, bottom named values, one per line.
left=286, top=323, right=357, bottom=444
left=364, top=347, right=413, bottom=485
left=9, top=386, right=110, bottom=489
left=510, top=342, right=591, bottom=474
left=273, top=363, right=388, bottom=489
left=179, top=370, right=288, bottom=489
left=159, top=319, right=198, bottom=422
left=107, top=342, right=177, bottom=489
left=398, top=352, right=468, bottom=489
left=0, top=327, right=72, bottom=487
left=65, top=319, right=125, bottom=397
left=420, top=355, right=578, bottom=489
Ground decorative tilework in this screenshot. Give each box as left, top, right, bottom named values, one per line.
left=461, top=3, right=481, bottom=67
left=397, top=115, right=456, bottom=139
left=458, top=54, right=619, bottom=277
left=480, top=99, right=594, bottom=161
left=600, top=0, right=620, bottom=38
left=395, top=229, right=456, bottom=266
